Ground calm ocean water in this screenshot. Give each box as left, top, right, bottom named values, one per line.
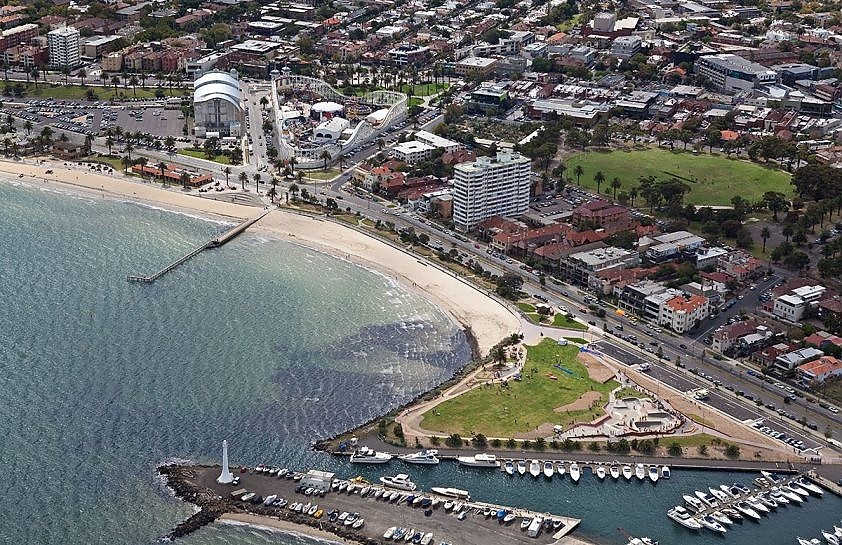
left=1, top=180, right=839, bottom=545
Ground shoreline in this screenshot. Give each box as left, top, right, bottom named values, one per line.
left=0, top=160, right=520, bottom=357
left=220, top=513, right=356, bottom=544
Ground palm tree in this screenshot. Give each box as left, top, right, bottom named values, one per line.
left=129, top=76, right=139, bottom=97
left=289, top=156, right=297, bottom=174
left=320, top=149, right=331, bottom=170
left=180, top=171, right=191, bottom=189
left=158, top=161, right=167, bottom=182
left=121, top=155, right=132, bottom=172
left=260, top=96, right=269, bottom=110
left=761, top=226, right=770, bottom=253
left=30, top=67, right=39, bottom=88
left=111, top=75, right=120, bottom=92
left=223, top=166, right=231, bottom=188
left=269, top=176, right=277, bottom=202
left=2, top=137, right=10, bottom=156
left=123, top=142, right=133, bottom=162
left=1, top=61, right=8, bottom=81
left=114, top=126, right=123, bottom=143
left=573, top=164, right=584, bottom=186
left=253, top=172, right=261, bottom=193
left=594, top=171, right=605, bottom=195
left=610, top=177, right=622, bottom=200
left=23, top=120, right=32, bottom=135
left=78, top=68, right=87, bottom=86
left=289, top=182, right=299, bottom=201
left=782, top=225, right=793, bottom=242
left=84, top=134, right=93, bottom=154
left=105, top=135, right=114, bottom=155
left=99, top=72, right=108, bottom=87
left=239, top=171, right=248, bottom=191
left=136, top=156, right=148, bottom=178
left=629, top=186, right=638, bottom=207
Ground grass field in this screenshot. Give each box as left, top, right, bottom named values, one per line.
left=615, top=387, right=646, bottom=400
left=420, top=339, right=618, bottom=436
left=178, top=148, right=234, bottom=165
left=399, top=83, right=449, bottom=97
left=13, top=83, right=176, bottom=101
left=553, top=314, right=587, bottom=330
left=300, top=167, right=341, bottom=181
left=565, top=149, right=792, bottom=206
left=665, top=433, right=719, bottom=448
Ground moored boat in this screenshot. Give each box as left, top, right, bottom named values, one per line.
left=683, top=494, right=704, bottom=512
left=660, top=466, right=670, bottom=479
left=635, top=463, right=646, bottom=481
left=529, top=459, right=541, bottom=478
left=350, top=447, right=392, bottom=464
left=610, top=465, right=620, bottom=479
left=698, top=514, right=727, bottom=534
left=399, top=449, right=440, bottom=465
left=517, top=460, right=527, bottom=475
left=622, top=465, right=633, bottom=480
left=503, top=460, right=515, bottom=475
left=648, top=465, right=659, bottom=483
left=596, top=465, right=606, bottom=480
left=430, top=486, right=471, bottom=499
left=456, top=453, right=498, bottom=468
left=734, top=501, right=761, bottom=520
left=543, top=461, right=554, bottom=478
left=795, top=477, right=824, bottom=496
left=380, top=474, right=417, bottom=491
left=667, top=506, right=702, bottom=530
left=569, top=462, right=581, bottom=482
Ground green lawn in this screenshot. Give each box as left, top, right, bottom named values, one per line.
left=665, top=433, right=719, bottom=448
left=399, top=83, right=449, bottom=97
left=420, top=339, right=619, bottom=436
left=300, top=167, right=341, bottom=181
left=178, top=148, right=233, bottom=165
left=517, top=302, right=536, bottom=313
left=557, top=13, right=583, bottom=31
left=14, top=83, right=172, bottom=101
left=552, top=314, right=587, bottom=330
left=564, top=337, right=588, bottom=344
left=565, top=149, right=792, bottom=206
left=91, top=154, right=127, bottom=172
left=615, top=386, right=646, bottom=400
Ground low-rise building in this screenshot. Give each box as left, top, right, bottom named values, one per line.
left=391, top=140, right=435, bottom=163
left=797, top=356, right=842, bottom=384
left=774, top=346, right=824, bottom=373
left=658, top=294, right=709, bottom=334
left=609, top=35, right=642, bottom=59
left=772, top=284, right=827, bottom=322
left=572, top=200, right=631, bottom=234
left=695, top=54, right=777, bottom=92
left=618, top=280, right=668, bottom=317
left=564, top=246, right=640, bottom=288
left=454, top=56, right=498, bottom=76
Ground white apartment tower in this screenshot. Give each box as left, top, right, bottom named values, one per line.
left=453, top=151, right=531, bottom=231
left=48, top=26, right=81, bottom=69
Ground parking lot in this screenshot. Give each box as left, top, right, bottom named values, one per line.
left=115, top=107, right=184, bottom=137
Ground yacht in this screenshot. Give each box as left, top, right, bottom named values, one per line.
left=734, top=501, right=761, bottom=520
left=457, top=453, right=498, bottom=468
left=595, top=465, right=606, bottom=480
left=263, top=494, right=277, bottom=505
left=721, top=507, right=742, bottom=521
left=709, top=487, right=730, bottom=503
left=610, top=465, right=620, bottom=479
left=635, top=463, right=646, bottom=480
left=517, top=460, right=527, bottom=475
left=350, top=447, right=392, bottom=464
left=695, top=490, right=719, bottom=508
left=503, top=460, right=515, bottom=475
left=648, top=465, right=659, bottom=483
left=683, top=494, right=705, bottom=512
left=768, top=488, right=789, bottom=504
left=795, top=477, right=824, bottom=496
left=380, top=474, right=417, bottom=491
left=822, top=531, right=840, bottom=545
left=529, top=459, right=541, bottom=478
left=569, top=462, right=581, bottom=482
left=660, top=466, right=671, bottom=479
left=797, top=538, right=821, bottom=545
left=399, top=449, right=440, bottom=465
left=430, top=487, right=471, bottom=499
left=721, top=484, right=740, bottom=498
left=787, top=482, right=811, bottom=497
left=746, top=496, right=769, bottom=514
left=626, top=538, right=658, bottom=545
left=698, top=514, right=727, bottom=534
left=709, top=511, right=733, bottom=526
left=622, top=465, right=633, bottom=480
left=781, top=485, right=807, bottom=502
left=758, top=493, right=778, bottom=509
left=543, top=461, right=554, bottom=478
left=667, top=506, right=702, bottom=530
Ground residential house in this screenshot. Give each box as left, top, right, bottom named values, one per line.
left=563, top=246, right=641, bottom=289
left=774, top=346, right=824, bottom=373
left=797, top=356, right=842, bottom=384
left=658, top=294, right=710, bottom=333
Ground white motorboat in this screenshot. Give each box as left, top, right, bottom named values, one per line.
left=648, top=465, right=659, bottom=483
left=834, top=525, right=842, bottom=538
left=543, top=461, right=554, bottom=478
left=352, top=518, right=364, bottom=529
left=517, top=460, right=527, bottom=475
left=504, top=513, right=517, bottom=524
left=787, top=482, right=811, bottom=497
left=595, top=465, right=606, bottom=480
left=443, top=500, right=454, bottom=511
left=380, top=474, right=417, bottom=491
left=661, top=466, right=671, bottom=479
left=373, top=488, right=383, bottom=499
left=768, top=488, right=789, bottom=504
left=383, top=527, right=396, bottom=539
left=420, top=532, right=433, bottom=545
left=556, top=462, right=566, bottom=477
left=622, top=465, right=633, bottom=480
left=430, top=486, right=471, bottom=499
left=503, top=460, right=515, bottom=475
left=453, top=501, right=464, bottom=512
left=263, top=494, right=277, bottom=505
left=404, top=529, right=415, bottom=542
left=308, top=504, right=318, bottom=516
left=610, top=465, right=620, bottom=479
left=721, top=507, right=742, bottom=521
left=457, top=453, right=498, bottom=468
left=758, top=493, right=777, bottom=509
left=667, top=506, right=702, bottom=530
left=635, top=463, right=646, bottom=480
left=529, top=459, right=541, bottom=478
left=822, top=531, right=840, bottom=545
left=520, top=517, right=532, bottom=531
left=240, top=492, right=255, bottom=502
left=350, top=447, right=392, bottom=464
left=782, top=485, right=807, bottom=502
left=795, top=477, right=824, bottom=496
left=709, top=511, right=733, bottom=526
left=569, top=462, right=581, bottom=482
left=721, top=484, right=740, bottom=498
left=734, top=501, right=761, bottom=520
left=346, top=483, right=355, bottom=495
left=709, top=487, right=730, bottom=503
left=797, top=538, right=820, bottom=545
left=695, top=490, right=719, bottom=508
left=626, top=538, right=658, bottom=545
left=399, top=449, right=440, bottom=465
left=698, top=514, right=727, bottom=534
left=683, top=494, right=705, bottom=512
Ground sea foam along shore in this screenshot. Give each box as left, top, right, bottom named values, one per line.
left=220, top=513, right=357, bottom=545
left=0, top=160, right=521, bottom=356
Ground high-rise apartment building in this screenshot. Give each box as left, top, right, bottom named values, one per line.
left=48, top=26, right=80, bottom=69
left=453, top=151, right=531, bottom=231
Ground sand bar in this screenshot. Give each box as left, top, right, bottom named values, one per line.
left=0, top=160, right=520, bottom=356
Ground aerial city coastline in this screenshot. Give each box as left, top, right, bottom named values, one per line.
left=2, top=0, right=842, bottom=544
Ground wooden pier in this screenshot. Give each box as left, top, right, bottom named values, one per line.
left=127, top=210, right=269, bottom=283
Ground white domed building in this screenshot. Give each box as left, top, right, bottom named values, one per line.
left=193, top=70, right=244, bottom=138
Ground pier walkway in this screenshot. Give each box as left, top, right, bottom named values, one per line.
left=127, top=210, right=269, bottom=283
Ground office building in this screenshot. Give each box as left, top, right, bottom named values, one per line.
left=695, top=54, right=776, bottom=92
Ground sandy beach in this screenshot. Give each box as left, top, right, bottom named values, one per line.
left=0, top=159, right=520, bottom=356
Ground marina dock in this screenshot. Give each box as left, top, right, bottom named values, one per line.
left=166, top=465, right=583, bottom=545
left=127, top=211, right=269, bottom=283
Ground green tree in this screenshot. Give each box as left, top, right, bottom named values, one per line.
left=610, top=176, right=622, bottom=200
left=573, top=164, right=584, bottom=186
left=239, top=171, right=247, bottom=191
left=668, top=443, right=683, bottom=456
left=760, top=226, right=770, bottom=253
left=594, top=171, right=605, bottom=194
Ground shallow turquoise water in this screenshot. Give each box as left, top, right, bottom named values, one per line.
left=1, top=180, right=839, bottom=545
